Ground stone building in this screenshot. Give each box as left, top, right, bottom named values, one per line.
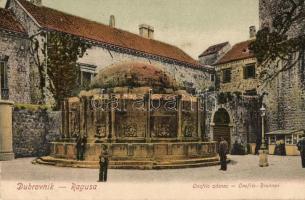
left=200, top=0, right=305, bottom=154
left=0, top=8, right=31, bottom=103
left=2, top=0, right=214, bottom=106
left=215, top=38, right=258, bottom=94
left=198, top=27, right=261, bottom=153
left=0, top=0, right=216, bottom=159
left=258, top=0, right=305, bottom=154
left=198, top=41, right=231, bottom=66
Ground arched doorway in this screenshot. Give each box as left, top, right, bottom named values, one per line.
left=213, top=108, right=231, bottom=150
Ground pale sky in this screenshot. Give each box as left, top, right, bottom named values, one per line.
left=0, top=0, right=259, bottom=59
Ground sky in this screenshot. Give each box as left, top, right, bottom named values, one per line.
left=0, top=0, right=259, bottom=59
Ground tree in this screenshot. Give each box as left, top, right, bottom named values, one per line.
left=30, top=31, right=91, bottom=109
left=45, top=31, right=90, bottom=109
left=250, top=0, right=305, bottom=84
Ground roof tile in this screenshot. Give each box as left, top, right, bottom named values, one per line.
left=0, top=8, right=25, bottom=33
left=199, top=42, right=229, bottom=57
left=18, top=0, right=202, bottom=68
left=216, top=40, right=255, bottom=65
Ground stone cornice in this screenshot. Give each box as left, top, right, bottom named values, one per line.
left=0, top=28, right=28, bottom=39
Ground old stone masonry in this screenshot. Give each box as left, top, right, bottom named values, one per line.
left=0, top=0, right=304, bottom=163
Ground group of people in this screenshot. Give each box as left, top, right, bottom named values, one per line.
left=73, top=134, right=305, bottom=182
left=218, top=134, right=305, bottom=171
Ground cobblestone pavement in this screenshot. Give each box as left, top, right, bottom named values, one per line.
left=1, top=155, right=304, bottom=182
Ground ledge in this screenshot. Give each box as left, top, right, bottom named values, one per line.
left=0, top=100, right=14, bottom=105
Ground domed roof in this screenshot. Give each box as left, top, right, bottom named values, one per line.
left=90, top=62, right=178, bottom=89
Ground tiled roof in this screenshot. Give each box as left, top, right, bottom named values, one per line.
left=216, top=40, right=255, bottom=65
left=199, top=42, right=229, bottom=57
left=0, top=8, right=25, bottom=34
left=17, top=0, right=202, bottom=68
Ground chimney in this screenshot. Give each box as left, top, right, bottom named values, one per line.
left=139, top=24, right=154, bottom=39
left=109, top=15, right=115, bottom=28
left=249, top=26, right=256, bottom=39
left=30, top=0, right=42, bottom=6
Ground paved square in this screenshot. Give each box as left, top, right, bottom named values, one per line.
left=1, top=155, right=304, bottom=182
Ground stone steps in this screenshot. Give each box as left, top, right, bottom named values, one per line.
left=33, top=156, right=221, bottom=169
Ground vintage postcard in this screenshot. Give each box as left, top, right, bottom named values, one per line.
left=0, top=0, right=305, bottom=199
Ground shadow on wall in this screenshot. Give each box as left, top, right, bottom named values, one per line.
left=12, top=106, right=61, bottom=158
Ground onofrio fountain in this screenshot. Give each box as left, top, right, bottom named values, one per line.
left=35, top=62, right=218, bottom=169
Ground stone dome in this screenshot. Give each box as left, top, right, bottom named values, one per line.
left=90, top=62, right=178, bottom=90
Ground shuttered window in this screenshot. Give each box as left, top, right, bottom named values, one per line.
left=0, top=61, right=9, bottom=100
left=0, top=61, right=8, bottom=89
left=222, top=68, right=231, bottom=83
left=244, top=64, right=256, bottom=79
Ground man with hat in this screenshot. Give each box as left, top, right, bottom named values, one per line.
left=297, top=134, right=305, bottom=168
left=219, top=137, right=229, bottom=171
left=99, top=145, right=109, bottom=182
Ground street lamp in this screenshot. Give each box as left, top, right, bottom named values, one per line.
left=259, top=105, right=269, bottom=167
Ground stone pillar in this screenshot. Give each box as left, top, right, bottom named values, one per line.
left=0, top=100, right=14, bottom=161
left=79, top=97, right=85, bottom=136
left=197, top=98, right=202, bottom=141
left=61, top=99, right=68, bottom=138
left=146, top=93, right=151, bottom=142
left=111, top=94, right=116, bottom=142
left=177, top=95, right=182, bottom=141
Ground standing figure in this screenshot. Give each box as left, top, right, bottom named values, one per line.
left=76, top=134, right=82, bottom=160
left=219, top=137, right=229, bottom=171
left=80, top=135, right=87, bottom=161
left=297, top=134, right=305, bottom=168
left=99, top=146, right=109, bottom=182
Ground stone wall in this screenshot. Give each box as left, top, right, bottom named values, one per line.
left=205, top=93, right=260, bottom=152
left=259, top=0, right=305, bottom=133
left=0, top=31, right=31, bottom=103
left=12, top=108, right=61, bottom=157
left=8, top=0, right=51, bottom=104
left=216, top=57, right=260, bottom=93
left=199, top=43, right=231, bottom=66
left=259, top=0, right=305, bottom=38
left=199, top=53, right=218, bottom=66
left=7, top=0, right=214, bottom=106
left=78, top=46, right=214, bottom=92
left=264, top=54, right=305, bottom=133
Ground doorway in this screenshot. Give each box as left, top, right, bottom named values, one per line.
left=213, top=108, right=231, bottom=150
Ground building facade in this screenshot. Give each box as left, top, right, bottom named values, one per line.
left=198, top=42, right=231, bottom=66
left=259, top=0, right=305, bottom=154
left=199, top=27, right=261, bottom=153
left=0, top=8, right=32, bottom=103
left=2, top=0, right=214, bottom=106
left=215, top=39, right=259, bottom=94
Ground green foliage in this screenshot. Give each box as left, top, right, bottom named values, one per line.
left=45, top=31, right=91, bottom=109
left=14, top=103, right=51, bottom=111
left=208, top=85, right=215, bottom=92
left=249, top=0, right=305, bottom=83
left=217, top=92, right=230, bottom=104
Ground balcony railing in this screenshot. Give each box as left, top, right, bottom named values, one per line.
left=1, top=88, right=9, bottom=100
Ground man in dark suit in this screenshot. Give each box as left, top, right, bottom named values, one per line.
left=297, top=134, right=305, bottom=168
left=99, top=145, right=109, bottom=182
left=76, top=134, right=82, bottom=160
left=219, top=137, right=229, bottom=171
left=80, top=135, right=87, bottom=161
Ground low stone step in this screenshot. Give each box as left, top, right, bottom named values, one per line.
left=34, top=156, right=222, bottom=169
left=158, top=157, right=219, bottom=165
left=154, top=161, right=220, bottom=169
